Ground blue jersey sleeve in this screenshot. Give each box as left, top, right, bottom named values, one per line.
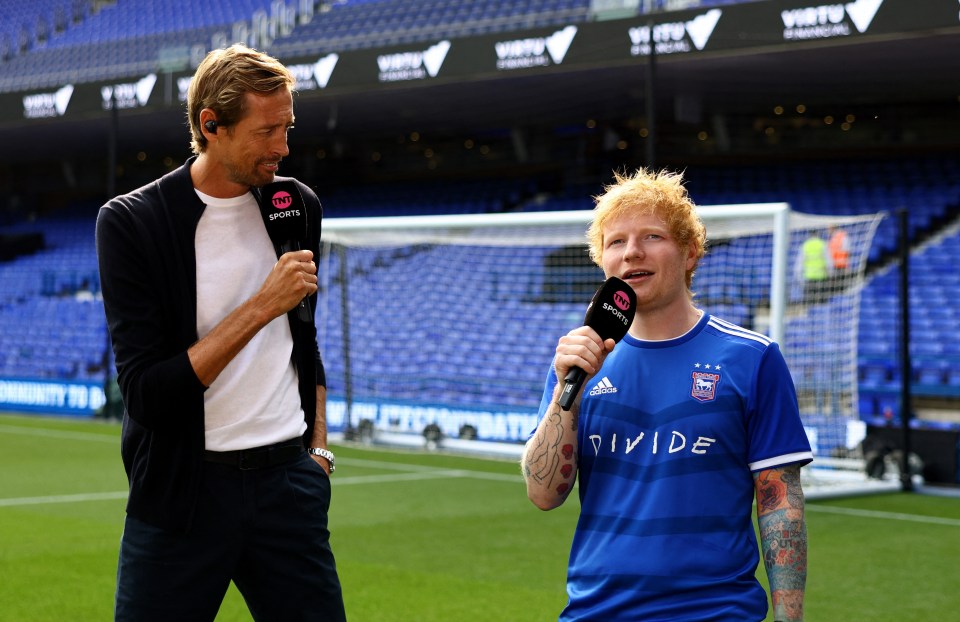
left=745, top=343, right=814, bottom=471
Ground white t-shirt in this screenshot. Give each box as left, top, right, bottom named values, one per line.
left=194, top=189, right=307, bottom=451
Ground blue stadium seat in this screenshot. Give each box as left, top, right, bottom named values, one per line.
left=859, top=359, right=894, bottom=388
left=1, top=127, right=959, bottom=415
left=858, top=393, right=877, bottom=416
left=914, top=360, right=947, bottom=387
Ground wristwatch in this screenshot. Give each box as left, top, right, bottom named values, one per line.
left=307, top=447, right=336, bottom=472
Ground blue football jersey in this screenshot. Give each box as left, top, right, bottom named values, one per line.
left=535, top=313, right=813, bottom=621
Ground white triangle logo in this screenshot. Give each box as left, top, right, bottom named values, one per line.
left=314, top=53, right=339, bottom=88
left=546, top=25, right=577, bottom=64
left=423, top=40, right=451, bottom=77
left=686, top=9, right=722, bottom=51
left=55, top=84, right=74, bottom=115
left=845, top=0, right=883, bottom=33
left=136, top=74, right=157, bottom=106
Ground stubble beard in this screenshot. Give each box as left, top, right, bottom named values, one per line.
left=226, top=157, right=276, bottom=189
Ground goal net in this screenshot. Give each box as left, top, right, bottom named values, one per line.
left=317, top=205, right=886, bottom=490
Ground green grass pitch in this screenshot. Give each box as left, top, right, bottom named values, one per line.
left=2, top=412, right=959, bottom=621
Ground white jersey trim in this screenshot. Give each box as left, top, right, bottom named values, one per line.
left=749, top=451, right=814, bottom=472
left=708, top=316, right=773, bottom=346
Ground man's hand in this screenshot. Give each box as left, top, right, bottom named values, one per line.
left=188, top=250, right=317, bottom=388
left=257, top=249, right=317, bottom=318
left=309, top=452, right=333, bottom=475
left=554, top=325, right=615, bottom=389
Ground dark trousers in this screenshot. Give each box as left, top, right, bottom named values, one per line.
left=115, top=450, right=346, bottom=621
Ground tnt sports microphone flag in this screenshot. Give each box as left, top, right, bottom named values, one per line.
left=259, top=180, right=308, bottom=253
left=258, top=180, right=312, bottom=323
left=582, top=276, right=636, bottom=343
left=558, top=277, right=637, bottom=410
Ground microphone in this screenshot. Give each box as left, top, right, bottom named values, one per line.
left=258, top=180, right=312, bottom=323
left=558, top=276, right=637, bottom=411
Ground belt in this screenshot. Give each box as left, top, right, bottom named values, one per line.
left=203, top=437, right=304, bottom=470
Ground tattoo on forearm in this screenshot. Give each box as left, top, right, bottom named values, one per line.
left=756, top=467, right=807, bottom=621
left=757, top=479, right=785, bottom=512
left=782, top=467, right=804, bottom=507
left=772, top=589, right=805, bottom=622
left=527, top=410, right=561, bottom=485
left=760, top=509, right=807, bottom=589
left=524, top=403, right=576, bottom=497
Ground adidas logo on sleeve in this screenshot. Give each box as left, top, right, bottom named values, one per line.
left=588, top=377, right=618, bottom=396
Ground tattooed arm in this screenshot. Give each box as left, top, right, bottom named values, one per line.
left=522, top=326, right=613, bottom=510
left=522, top=387, right=580, bottom=510
left=755, top=465, right=807, bottom=622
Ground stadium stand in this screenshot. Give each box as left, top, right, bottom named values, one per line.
left=0, top=216, right=105, bottom=382
left=519, top=156, right=960, bottom=264
left=318, top=177, right=534, bottom=217
left=269, top=0, right=591, bottom=57
left=0, top=0, right=594, bottom=92
left=0, top=0, right=958, bottom=440
left=859, top=228, right=960, bottom=405
left=0, top=0, right=279, bottom=91
left=2, top=155, right=957, bottom=417
left=0, top=0, right=768, bottom=92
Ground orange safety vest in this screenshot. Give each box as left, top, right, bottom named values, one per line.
left=829, top=229, right=849, bottom=269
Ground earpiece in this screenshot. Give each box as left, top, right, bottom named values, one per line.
left=204, top=119, right=217, bottom=133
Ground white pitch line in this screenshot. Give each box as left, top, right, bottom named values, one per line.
left=339, top=467, right=521, bottom=484
left=338, top=457, right=460, bottom=473
left=0, top=491, right=128, bottom=507
left=333, top=470, right=468, bottom=486
left=807, top=504, right=960, bottom=527
left=0, top=464, right=521, bottom=508
left=16, top=423, right=952, bottom=524
left=5, top=478, right=958, bottom=530
left=0, top=423, right=118, bottom=443
left=340, top=458, right=522, bottom=483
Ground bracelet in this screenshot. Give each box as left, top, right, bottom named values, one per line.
left=307, top=447, right=336, bottom=472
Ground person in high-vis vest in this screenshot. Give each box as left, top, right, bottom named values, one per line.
left=798, top=229, right=833, bottom=303
left=828, top=225, right=850, bottom=271
left=827, top=225, right=851, bottom=294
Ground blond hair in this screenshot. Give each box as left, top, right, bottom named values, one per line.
left=186, top=44, right=295, bottom=155
left=586, top=168, right=706, bottom=290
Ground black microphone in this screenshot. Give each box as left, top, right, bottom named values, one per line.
left=558, top=276, right=637, bottom=411
left=258, top=180, right=312, bottom=323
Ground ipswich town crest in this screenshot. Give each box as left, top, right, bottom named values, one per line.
left=691, top=371, right=720, bottom=402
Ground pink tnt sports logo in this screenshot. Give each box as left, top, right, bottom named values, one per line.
left=271, top=191, right=292, bottom=209
left=613, top=290, right=630, bottom=311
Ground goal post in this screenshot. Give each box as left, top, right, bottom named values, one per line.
left=316, top=204, right=885, bottom=473
left=319, top=203, right=792, bottom=340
